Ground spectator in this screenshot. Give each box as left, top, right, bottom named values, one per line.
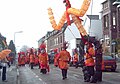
left=1, top=57, right=9, bottom=82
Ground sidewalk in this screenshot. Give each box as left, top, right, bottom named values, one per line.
left=0, top=65, right=17, bottom=84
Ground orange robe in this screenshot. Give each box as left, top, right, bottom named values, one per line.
left=54, top=53, right=59, bottom=66
left=84, top=47, right=95, bottom=66
left=57, top=50, right=71, bottom=69
left=18, top=56, right=21, bottom=66
left=38, top=53, right=49, bottom=69
left=73, top=53, right=78, bottom=63
left=30, top=54, right=35, bottom=63
left=34, top=56, right=39, bottom=65
left=21, top=56, right=25, bottom=65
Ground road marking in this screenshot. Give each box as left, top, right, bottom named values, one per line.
left=26, top=66, right=47, bottom=84
left=104, top=73, right=111, bottom=75
left=36, top=75, right=38, bottom=77
left=68, top=70, right=83, bottom=76
left=73, top=74, right=79, bottom=77
left=39, top=78, right=42, bottom=81
left=118, top=75, right=120, bottom=76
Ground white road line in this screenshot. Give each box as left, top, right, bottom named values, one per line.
left=68, top=70, right=83, bottom=76
left=36, top=75, right=38, bottom=77
left=39, top=78, right=42, bottom=81
left=26, top=66, right=47, bottom=84
left=104, top=73, right=112, bottom=75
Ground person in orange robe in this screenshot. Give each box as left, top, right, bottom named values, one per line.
left=34, top=51, right=39, bottom=66
left=26, top=52, right=30, bottom=64
left=38, top=42, right=49, bottom=74
left=83, top=42, right=95, bottom=82
left=73, top=48, right=79, bottom=68
left=29, top=48, right=35, bottom=69
left=18, top=52, right=21, bottom=66
left=54, top=48, right=59, bottom=67
left=56, top=42, right=71, bottom=80
left=20, top=52, right=26, bottom=66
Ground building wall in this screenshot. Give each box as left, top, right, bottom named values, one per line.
left=47, top=31, right=64, bottom=53
left=84, top=15, right=103, bottom=40
left=64, top=24, right=81, bottom=42
left=90, top=20, right=103, bottom=39
left=102, top=0, right=118, bottom=54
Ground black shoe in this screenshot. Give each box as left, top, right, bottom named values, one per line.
left=62, top=77, right=65, bottom=80
left=2, top=80, right=7, bottom=82
left=84, top=80, right=90, bottom=82
left=90, top=80, right=97, bottom=83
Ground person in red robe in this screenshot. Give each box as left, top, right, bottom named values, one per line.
left=56, top=42, right=71, bottom=80
left=18, top=52, right=21, bottom=66
left=38, top=42, right=49, bottom=74
left=29, top=48, right=35, bottom=69
left=73, top=48, right=79, bottom=68
left=54, top=48, right=59, bottom=67
left=20, top=52, right=26, bottom=66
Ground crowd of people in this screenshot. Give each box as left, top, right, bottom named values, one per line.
left=17, top=41, right=100, bottom=83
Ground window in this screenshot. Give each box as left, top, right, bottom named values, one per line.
left=56, top=37, right=58, bottom=45
left=113, top=13, right=116, bottom=26
left=103, top=2, right=108, bottom=9
left=104, top=15, right=109, bottom=29
left=60, top=36, right=62, bottom=43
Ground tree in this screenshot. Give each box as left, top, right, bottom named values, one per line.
left=8, top=40, right=16, bottom=54
left=20, top=45, right=30, bottom=53
left=0, top=33, right=7, bottom=51
left=8, top=40, right=16, bottom=63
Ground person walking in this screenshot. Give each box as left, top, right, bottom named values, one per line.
left=38, top=42, right=49, bottom=74
left=73, top=48, right=79, bottom=68
left=83, top=42, right=95, bottom=83
left=56, top=42, right=71, bottom=80
left=29, top=48, right=35, bottom=69
left=1, top=57, right=9, bottom=82
left=53, top=48, right=59, bottom=67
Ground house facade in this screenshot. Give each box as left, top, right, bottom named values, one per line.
left=101, top=0, right=120, bottom=54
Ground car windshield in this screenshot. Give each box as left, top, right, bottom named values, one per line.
left=103, top=56, right=115, bottom=60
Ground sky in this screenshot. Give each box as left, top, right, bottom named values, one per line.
left=0, top=0, right=105, bottom=51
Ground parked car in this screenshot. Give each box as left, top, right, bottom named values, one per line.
left=102, top=55, right=117, bottom=71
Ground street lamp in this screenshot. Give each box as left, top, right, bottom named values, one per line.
left=13, top=31, right=23, bottom=65
left=14, top=31, right=23, bottom=44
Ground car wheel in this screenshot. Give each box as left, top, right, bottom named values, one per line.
left=111, top=69, right=116, bottom=72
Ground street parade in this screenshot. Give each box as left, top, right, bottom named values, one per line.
left=1, top=0, right=120, bottom=84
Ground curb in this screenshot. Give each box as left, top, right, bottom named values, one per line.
left=16, top=65, right=20, bottom=84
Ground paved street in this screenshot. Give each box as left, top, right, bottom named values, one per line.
left=18, top=63, right=120, bottom=84
left=0, top=65, right=17, bottom=84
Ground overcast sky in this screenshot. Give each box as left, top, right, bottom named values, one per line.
left=0, top=0, right=105, bottom=51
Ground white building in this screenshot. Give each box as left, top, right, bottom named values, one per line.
left=85, top=15, right=103, bottom=40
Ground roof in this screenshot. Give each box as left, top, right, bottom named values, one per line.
left=87, top=15, right=99, bottom=20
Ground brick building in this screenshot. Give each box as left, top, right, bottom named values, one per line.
left=101, top=0, right=120, bottom=54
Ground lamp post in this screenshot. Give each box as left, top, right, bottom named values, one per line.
left=13, top=31, right=23, bottom=65
left=14, top=31, right=23, bottom=44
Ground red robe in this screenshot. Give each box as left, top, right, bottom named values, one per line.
left=57, top=50, right=71, bottom=69
left=38, top=53, right=49, bottom=72
left=54, top=53, right=59, bottom=66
